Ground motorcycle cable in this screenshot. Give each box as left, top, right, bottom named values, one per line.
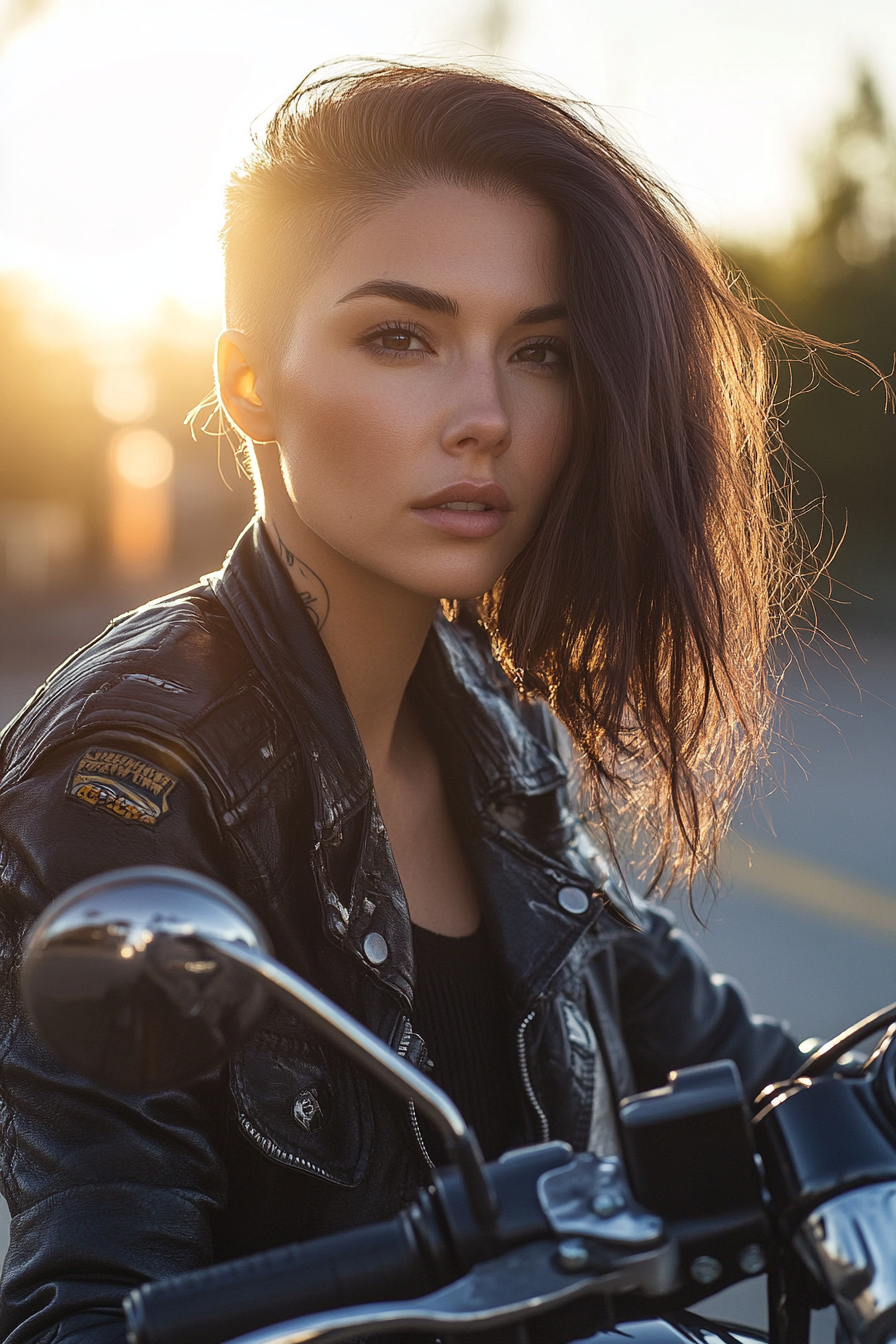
left=794, top=998, right=896, bottom=1079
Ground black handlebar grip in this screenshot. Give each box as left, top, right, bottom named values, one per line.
left=124, top=1213, right=434, bottom=1344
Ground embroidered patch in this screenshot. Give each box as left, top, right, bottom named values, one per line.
left=67, top=747, right=178, bottom=827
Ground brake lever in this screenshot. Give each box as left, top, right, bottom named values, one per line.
left=222, top=1234, right=679, bottom=1344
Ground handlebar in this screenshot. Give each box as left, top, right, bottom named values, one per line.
left=126, top=1036, right=896, bottom=1344
left=125, top=1143, right=574, bottom=1344
left=125, top=1213, right=434, bottom=1344
left=126, top=1149, right=683, bottom=1344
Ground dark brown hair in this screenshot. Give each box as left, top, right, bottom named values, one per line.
left=222, top=61, right=825, bottom=893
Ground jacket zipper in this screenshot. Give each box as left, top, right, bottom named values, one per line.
left=236, top=1112, right=347, bottom=1184
left=517, top=1009, right=549, bottom=1142
left=397, top=1018, right=435, bottom=1169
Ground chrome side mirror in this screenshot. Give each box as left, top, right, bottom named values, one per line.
left=22, top=866, right=499, bottom=1229
left=21, top=867, right=271, bottom=1090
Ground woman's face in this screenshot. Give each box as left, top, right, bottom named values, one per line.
left=258, top=182, right=570, bottom=602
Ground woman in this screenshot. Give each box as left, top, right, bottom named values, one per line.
left=0, top=62, right=810, bottom=1344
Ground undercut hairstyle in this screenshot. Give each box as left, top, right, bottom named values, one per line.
left=222, top=61, right=832, bottom=896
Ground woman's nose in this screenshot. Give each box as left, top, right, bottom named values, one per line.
left=439, top=362, right=511, bottom=457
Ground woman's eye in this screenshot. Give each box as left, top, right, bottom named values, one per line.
left=381, top=331, right=415, bottom=351
left=361, top=324, right=429, bottom=357
left=512, top=341, right=566, bottom=369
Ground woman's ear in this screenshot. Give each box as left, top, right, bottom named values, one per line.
left=215, top=330, right=279, bottom=444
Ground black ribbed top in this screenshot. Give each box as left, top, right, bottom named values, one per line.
left=411, top=922, right=518, bottom=1163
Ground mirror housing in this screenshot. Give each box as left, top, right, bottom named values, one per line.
left=21, top=866, right=271, bottom=1090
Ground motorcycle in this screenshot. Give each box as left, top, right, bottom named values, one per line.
left=19, top=865, right=896, bottom=1344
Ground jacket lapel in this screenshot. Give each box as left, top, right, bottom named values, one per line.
left=413, top=618, right=611, bottom=1012
left=211, top=521, right=414, bottom=1008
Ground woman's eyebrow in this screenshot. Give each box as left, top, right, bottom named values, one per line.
left=337, top=280, right=459, bottom=317
left=514, top=301, right=566, bottom=325
left=337, top=281, right=566, bottom=327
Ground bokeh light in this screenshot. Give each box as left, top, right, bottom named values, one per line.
left=112, top=429, right=173, bottom=490
left=93, top=367, right=156, bottom=424
left=108, top=428, right=174, bottom=579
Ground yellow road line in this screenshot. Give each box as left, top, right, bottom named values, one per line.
left=725, top=843, right=896, bottom=937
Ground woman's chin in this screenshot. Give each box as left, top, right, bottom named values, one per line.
left=406, top=569, right=503, bottom=604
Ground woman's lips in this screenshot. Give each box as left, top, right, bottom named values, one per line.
left=411, top=482, right=510, bottom=537
left=412, top=505, right=508, bottom=537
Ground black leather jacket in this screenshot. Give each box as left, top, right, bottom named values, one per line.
left=0, top=520, right=800, bottom=1344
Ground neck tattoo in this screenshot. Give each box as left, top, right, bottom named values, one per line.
left=274, top=525, right=330, bottom=631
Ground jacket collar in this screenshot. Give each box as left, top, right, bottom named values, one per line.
left=420, top=616, right=568, bottom=804
left=214, top=519, right=566, bottom=816
left=211, top=519, right=593, bottom=1011
left=212, top=519, right=373, bottom=837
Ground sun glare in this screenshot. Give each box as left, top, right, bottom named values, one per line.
left=2, top=0, right=895, bottom=332
left=0, top=27, right=240, bottom=329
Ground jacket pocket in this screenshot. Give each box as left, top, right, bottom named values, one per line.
left=230, top=1006, right=374, bottom=1187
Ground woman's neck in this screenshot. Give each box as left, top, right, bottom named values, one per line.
left=261, top=475, right=481, bottom=938
left=261, top=500, right=438, bottom=780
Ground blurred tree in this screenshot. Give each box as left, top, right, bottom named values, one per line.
left=728, top=64, right=895, bottom=622
left=804, top=65, right=896, bottom=278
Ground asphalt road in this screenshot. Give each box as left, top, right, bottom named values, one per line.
left=0, top=584, right=893, bottom=1342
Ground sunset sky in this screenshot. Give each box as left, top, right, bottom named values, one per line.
left=1, top=0, right=895, bottom=328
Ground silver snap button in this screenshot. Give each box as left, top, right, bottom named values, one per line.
left=557, top=1238, right=589, bottom=1272
left=363, top=932, right=388, bottom=965
left=690, top=1255, right=722, bottom=1286
left=557, top=886, right=589, bottom=915
left=738, top=1243, right=766, bottom=1275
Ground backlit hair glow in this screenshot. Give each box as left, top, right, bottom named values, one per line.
left=222, top=61, right=833, bottom=898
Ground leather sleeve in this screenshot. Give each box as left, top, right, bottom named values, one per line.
left=613, top=899, right=802, bottom=1102
left=0, top=729, right=233, bottom=1344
